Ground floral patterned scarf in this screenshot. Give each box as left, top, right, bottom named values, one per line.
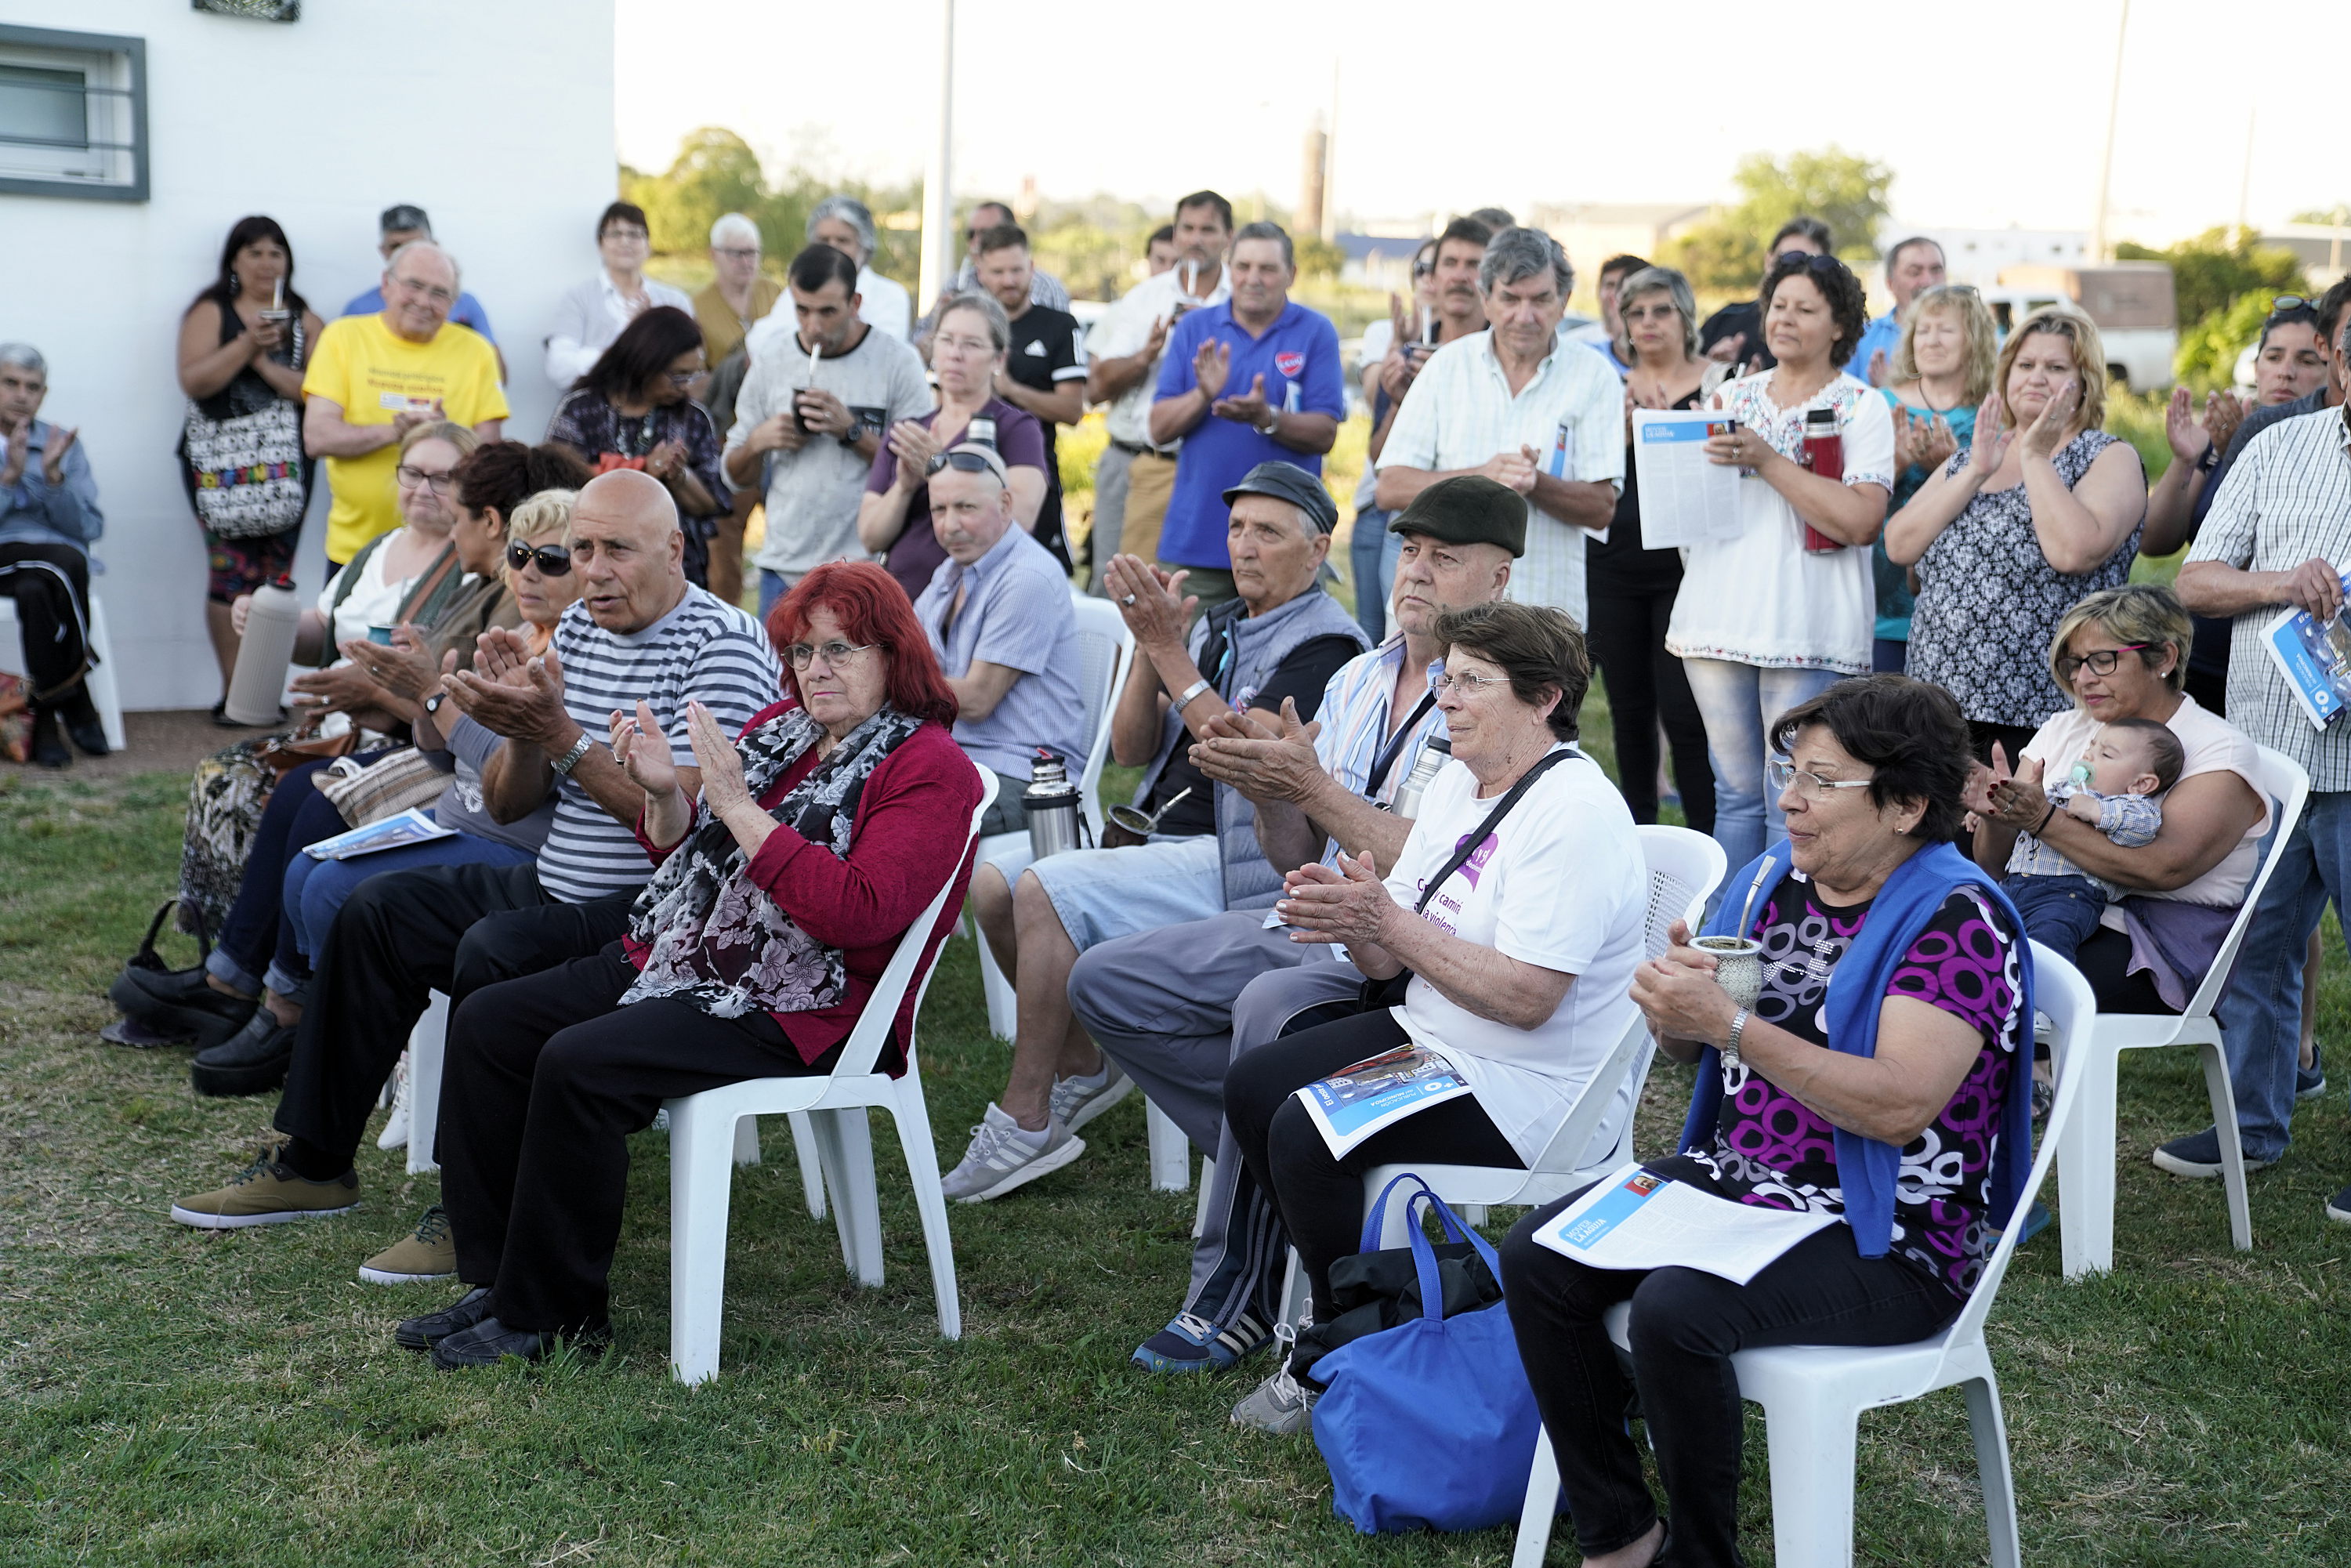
left=620, top=704, right=926, bottom=1019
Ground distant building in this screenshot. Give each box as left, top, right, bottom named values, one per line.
left=1879, top=223, right=2092, bottom=288
left=2262, top=224, right=2351, bottom=288
left=1527, top=201, right=1711, bottom=280
left=1335, top=226, right=1437, bottom=292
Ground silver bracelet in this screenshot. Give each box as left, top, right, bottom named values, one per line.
left=1724, top=1007, right=1750, bottom=1070
left=1173, top=677, right=1213, bottom=712
left=549, top=730, right=595, bottom=777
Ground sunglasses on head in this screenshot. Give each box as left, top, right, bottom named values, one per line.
left=506, top=541, right=573, bottom=575
left=925, top=451, right=999, bottom=479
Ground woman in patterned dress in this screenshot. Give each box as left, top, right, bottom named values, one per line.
left=1501, top=675, right=2032, bottom=1568
left=1886, top=306, right=2149, bottom=765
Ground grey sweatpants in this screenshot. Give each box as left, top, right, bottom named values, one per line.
left=1085, top=443, right=1134, bottom=594
left=1067, top=909, right=1364, bottom=1333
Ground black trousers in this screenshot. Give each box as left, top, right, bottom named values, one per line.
left=1586, top=574, right=1715, bottom=834
left=0, top=541, right=92, bottom=703
left=438, top=945, right=835, bottom=1332
left=1499, top=1161, right=1960, bottom=1567
left=1223, top=1008, right=1522, bottom=1323
left=272, top=860, right=633, bottom=1168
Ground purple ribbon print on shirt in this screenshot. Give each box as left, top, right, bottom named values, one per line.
left=1452, top=831, right=1500, bottom=889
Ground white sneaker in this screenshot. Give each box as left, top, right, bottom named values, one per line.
left=376, top=1052, right=411, bottom=1152
left=1230, top=1322, right=1320, bottom=1435
left=1050, top=1063, right=1135, bottom=1133
left=940, top=1103, right=1085, bottom=1202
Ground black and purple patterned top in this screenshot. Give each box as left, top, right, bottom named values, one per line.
left=545, top=389, right=729, bottom=520
left=1683, top=881, right=2024, bottom=1298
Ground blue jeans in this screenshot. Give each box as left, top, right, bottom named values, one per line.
left=2212, top=790, right=2351, bottom=1161
left=270, top=826, right=538, bottom=1001
left=2001, top=872, right=2107, bottom=965
left=1680, top=659, right=1844, bottom=871
left=759, top=569, right=798, bottom=619
left=1349, top=510, right=1400, bottom=643
left=206, top=752, right=392, bottom=996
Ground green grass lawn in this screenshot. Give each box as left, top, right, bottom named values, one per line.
left=5, top=716, right=2351, bottom=1564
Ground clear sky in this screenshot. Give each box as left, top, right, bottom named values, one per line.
left=616, top=0, right=2338, bottom=244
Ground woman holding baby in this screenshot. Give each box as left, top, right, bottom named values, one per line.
left=1965, top=585, right=2269, bottom=1016
left=1885, top=306, right=2149, bottom=764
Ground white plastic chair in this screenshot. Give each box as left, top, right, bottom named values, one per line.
left=0, top=590, right=127, bottom=751
left=1357, top=825, right=1727, bottom=1241
left=2053, top=742, right=2307, bottom=1278
left=973, top=590, right=1133, bottom=1041
left=1509, top=942, right=2097, bottom=1568
left=663, top=768, right=994, bottom=1383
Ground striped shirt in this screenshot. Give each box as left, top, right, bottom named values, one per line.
left=2187, top=406, right=2351, bottom=790
left=1377, top=328, right=1626, bottom=627
left=1311, top=635, right=1450, bottom=859
left=537, top=586, right=781, bottom=902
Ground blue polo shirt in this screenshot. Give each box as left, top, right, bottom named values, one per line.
left=342, top=286, right=498, bottom=343
left=1154, top=299, right=1344, bottom=568
left=1849, top=312, right=1900, bottom=385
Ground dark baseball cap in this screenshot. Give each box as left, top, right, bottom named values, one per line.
left=1389, top=474, right=1527, bottom=557
left=1223, top=461, right=1339, bottom=534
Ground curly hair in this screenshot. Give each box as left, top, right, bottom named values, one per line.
left=1759, top=252, right=1870, bottom=369
left=1770, top=675, right=1972, bottom=842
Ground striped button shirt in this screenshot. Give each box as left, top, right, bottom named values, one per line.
left=2186, top=406, right=2351, bottom=791
left=1376, top=328, right=1626, bottom=627
left=1311, top=635, right=1450, bottom=856
left=537, top=586, right=781, bottom=902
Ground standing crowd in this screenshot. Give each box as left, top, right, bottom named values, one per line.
left=22, top=180, right=2351, bottom=1565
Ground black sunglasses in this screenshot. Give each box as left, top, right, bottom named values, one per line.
left=506, top=541, right=573, bottom=575
left=925, top=451, right=1000, bottom=479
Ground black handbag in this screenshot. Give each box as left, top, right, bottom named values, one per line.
left=1356, top=748, right=1574, bottom=1012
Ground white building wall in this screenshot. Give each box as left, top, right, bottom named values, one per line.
left=0, top=0, right=614, bottom=710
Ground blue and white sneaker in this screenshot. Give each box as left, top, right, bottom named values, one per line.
left=1132, top=1309, right=1272, bottom=1374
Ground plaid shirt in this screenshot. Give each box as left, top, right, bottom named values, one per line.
left=2005, top=785, right=2163, bottom=893
left=2187, top=406, right=2351, bottom=790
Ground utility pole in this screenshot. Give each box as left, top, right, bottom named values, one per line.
left=2235, top=108, right=2256, bottom=237
left=919, top=0, right=955, bottom=309
left=1323, top=56, right=1341, bottom=244
left=2090, top=0, right=2128, bottom=263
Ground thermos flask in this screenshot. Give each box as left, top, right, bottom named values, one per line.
left=224, top=574, right=302, bottom=726
left=1024, top=748, right=1082, bottom=860
left=1390, top=737, right=1451, bottom=820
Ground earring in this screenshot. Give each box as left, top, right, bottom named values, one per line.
left=229, top=270, right=241, bottom=299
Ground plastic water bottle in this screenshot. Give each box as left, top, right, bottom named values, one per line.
left=224, top=574, right=301, bottom=726
left=1389, top=737, right=1451, bottom=820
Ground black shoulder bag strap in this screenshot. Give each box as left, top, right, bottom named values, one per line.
left=1357, top=747, right=1576, bottom=1009
left=1365, top=690, right=1439, bottom=801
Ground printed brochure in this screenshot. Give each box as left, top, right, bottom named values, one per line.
left=1531, top=1162, right=1838, bottom=1284
left=1294, top=1043, right=1473, bottom=1158
left=2260, top=581, right=2351, bottom=730
left=302, top=807, right=455, bottom=861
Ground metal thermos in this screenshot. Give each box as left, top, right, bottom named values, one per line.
left=224, top=573, right=302, bottom=726
left=1024, top=748, right=1082, bottom=860
left=967, top=416, right=998, bottom=451
left=1390, top=737, right=1451, bottom=820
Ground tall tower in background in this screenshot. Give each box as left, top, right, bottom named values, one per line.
left=1299, top=114, right=1328, bottom=240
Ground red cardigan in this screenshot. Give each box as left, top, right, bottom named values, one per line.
left=630, top=704, right=983, bottom=1071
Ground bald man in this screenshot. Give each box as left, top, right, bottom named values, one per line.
left=171, top=468, right=782, bottom=1275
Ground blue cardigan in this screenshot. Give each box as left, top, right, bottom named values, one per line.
left=1675, top=839, right=2035, bottom=1257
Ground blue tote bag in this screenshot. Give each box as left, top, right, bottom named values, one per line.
left=1310, top=1173, right=1560, bottom=1534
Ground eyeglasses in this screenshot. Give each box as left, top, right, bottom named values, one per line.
left=665, top=368, right=700, bottom=386
left=2054, top=643, right=2148, bottom=680
left=1430, top=670, right=1509, bottom=697
left=395, top=465, right=456, bottom=493
left=505, top=541, right=573, bottom=576
left=785, top=639, right=875, bottom=670
left=603, top=226, right=650, bottom=244
left=713, top=247, right=760, bottom=261
left=1411, top=260, right=1435, bottom=277
left=925, top=451, right=1001, bottom=479
left=390, top=276, right=455, bottom=306
left=1765, top=759, right=1876, bottom=800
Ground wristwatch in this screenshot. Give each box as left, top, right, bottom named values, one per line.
left=549, top=730, right=596, bottom=777
left=1724, top=1008, right=1751, bottom=1070
left=1255, top=408, right=1280, bottom=436
left=1173, top=677, right=1214, bottom=712
left=421, top=690, right=448, bottom=721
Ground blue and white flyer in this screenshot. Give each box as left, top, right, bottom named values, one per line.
left=1532, top=1162, right=1837, bottom=1284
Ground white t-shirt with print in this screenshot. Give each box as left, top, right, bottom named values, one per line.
left=1371, top=746, right=1649, bottom=1164
left=1665, top=370, right=1896, bottom=675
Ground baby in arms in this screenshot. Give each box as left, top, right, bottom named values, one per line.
left=1999, top=717, right=2186, bottom=962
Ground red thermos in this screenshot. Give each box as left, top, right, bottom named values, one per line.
left=1800, top=407, right=1844, bottom=553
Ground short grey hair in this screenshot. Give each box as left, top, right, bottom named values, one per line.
left=806, top=194, right=877, bottom=260
left=1614, top=266, right=1700, bottom=358
left=709, top=212, right=760, bottom=250
left=936, top=289, right=1010, bottom=352
left=386, top=239, right=462, bottom=287
left=1480, top=227, right=1573, bottom=299
left=1233, top=220, right=1295, bottom=270
left=0, top=342, right=46, bottom=378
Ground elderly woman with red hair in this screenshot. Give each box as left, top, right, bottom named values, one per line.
left=410, top=560, right=984, bottom=1368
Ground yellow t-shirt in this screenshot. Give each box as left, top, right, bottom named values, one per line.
left=303, top=313, right=509, bottom=563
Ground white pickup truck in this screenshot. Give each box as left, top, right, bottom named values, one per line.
left=1983, top=263, right=2178, bottom=391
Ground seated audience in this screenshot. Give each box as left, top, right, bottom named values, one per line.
left=547, top=306, right=726, bottom=588
left=1223, top=600, right=1647, bottom=1434
left=303, top=241, right=507, bottom=568
left=404, top=560, right=984, bottom=1367
left=543, top=202, right=693, bottom=389
left=342, top=205, right=498, bottom=346
left=167, top=472, right=778, bottom=1266
left=177, top=215, right=326, bottom=712
left=0, top=342, right=105, bottom=767
left=1501, top=675, right=2032, bottom=1568
left=950, top=463, right=1366, bottom=1200
left=1067, top=476, right=1517, bottom=1374
left=1869, top=283, right=1997, bottom=672
left=726, top=245, right=930, bottom=615
left=1995, top=715, right=2183, bottom=965
left=911, top=444, right=1087, bottom=834
left=859, top=290, right=1048, bottom=603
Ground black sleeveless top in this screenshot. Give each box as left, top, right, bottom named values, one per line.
left=181, top=292, right=316, bottom=502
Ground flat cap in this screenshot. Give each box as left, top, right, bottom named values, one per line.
left=1223, top=461, right=1339, bottom=534
left=1389, top=474, right=1527, bottom=556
